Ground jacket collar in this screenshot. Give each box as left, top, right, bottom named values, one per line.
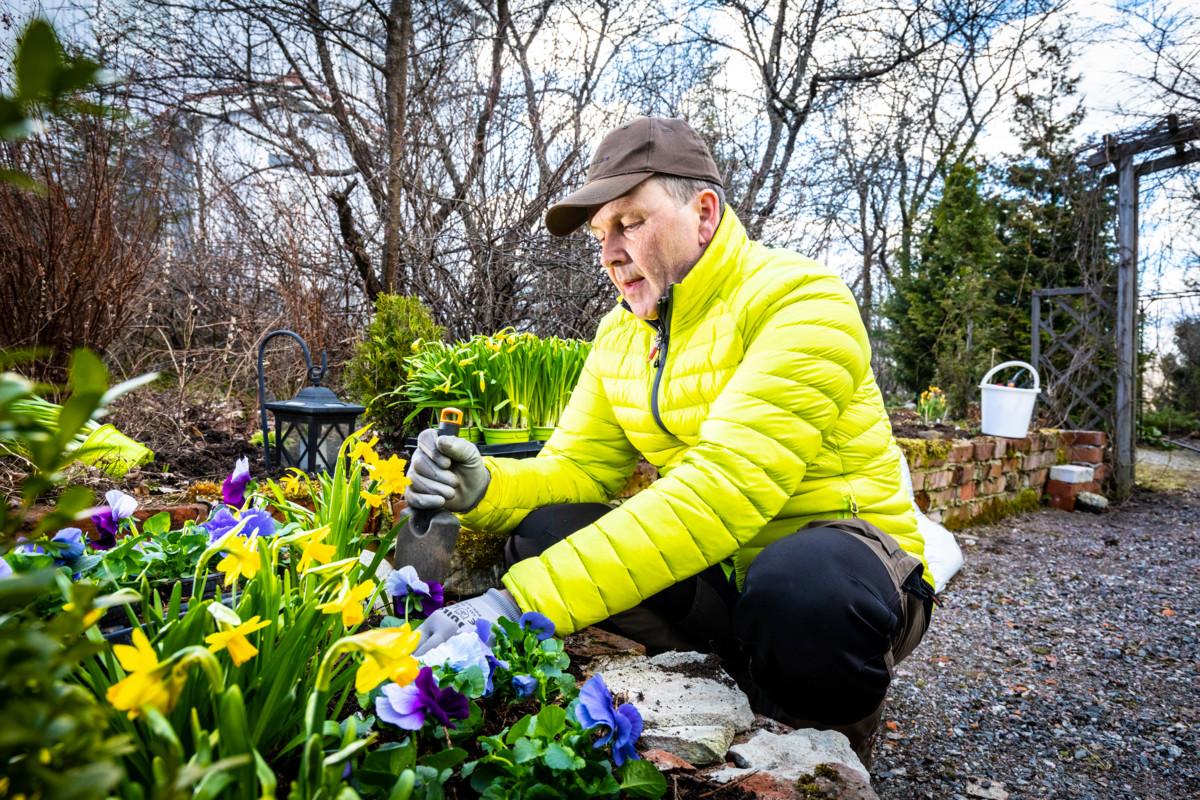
left=667, top=207, right=749, bottom=330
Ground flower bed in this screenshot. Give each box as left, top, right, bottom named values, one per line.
left=4, top=416, right=667, bottom=799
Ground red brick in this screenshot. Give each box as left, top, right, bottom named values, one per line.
left=1003, top=436, right=1033, bottom=453
left=1008, top=472, right=1022, bottom=491
left=949, top=441, right=975, bottom=462
left=988, top=461, right=1004, bottom=479
left=1093, top=464, right=1110, bottom=484
left=973, top=439, right=997, bottom=460
left=983, top=475, right=1008, bottom=495
left=926, top=469, right=954, bottom=489
left=959, top=481, right=978, bottom=501
left=910, top=470, right=927, bottom=491
left=914, top=491, right=931, bottom=512
left=1002, top=457, right=1021, bottom=471
left=928, top=488, right=957, bottom=508
left=1071, top=445, right=1104, bottom=464
left=1062, top=430, right=1107, bottom=447
left=1027, top=467, right=1050, bottom=488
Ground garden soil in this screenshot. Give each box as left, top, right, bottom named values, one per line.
left=874, top=478, right=1199, bottom=798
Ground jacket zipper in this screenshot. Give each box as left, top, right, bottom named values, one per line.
left=648, top=290, right=674, bottom=435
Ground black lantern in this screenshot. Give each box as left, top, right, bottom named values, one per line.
left=257, top=330, right=365, bottom=473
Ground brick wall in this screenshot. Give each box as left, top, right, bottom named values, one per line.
left=897, top=430, right=1109, bottom=530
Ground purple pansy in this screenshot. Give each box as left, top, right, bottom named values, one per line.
left=222, top=456, right=251, bottom=508
left=512, top=674, right=538, bottom=698
left=201, top=506, right=276, bottom=543
left=420, top=629, right=503, bottom=695
left=385, top=565, right=445, bottom=618
left=376, top=666, right=470, bottom=731
left=52, top=528, right=85, bottom=566
left=575, top=674, right=644, bottom=766
left=238, top=507, right=277, bottom=539
left=0, top=557, right=12, bottom=578
left=518, top=611, right=556, bottom=641
left=200, top=507, right=238, bottom=542
left=91, top=490, right=137, bottom=550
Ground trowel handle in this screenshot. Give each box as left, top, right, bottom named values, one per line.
left=410, top=408, right=464, bottom=532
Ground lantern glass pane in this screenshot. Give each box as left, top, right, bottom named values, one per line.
left=280, top=420, right=310, bottom=469
left=315, top=421, right=349, bottom=472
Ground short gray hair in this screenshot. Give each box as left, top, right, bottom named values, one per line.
left=651, top=174, right=725, bottom=212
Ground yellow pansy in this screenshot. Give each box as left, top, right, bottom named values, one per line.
left=205, top=615, right=271, bottom=667
left=295, top=526, right=336, bottom=572
left=318, top=579, right=376, bottom=627
left=347, top=625, right=422, bottom=692
left=106, top=629, right=185, bottom=720
left=216, top=535, right=261, bottom=587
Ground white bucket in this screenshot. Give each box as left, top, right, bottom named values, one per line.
left=979, top=361, right=1040, bottom=438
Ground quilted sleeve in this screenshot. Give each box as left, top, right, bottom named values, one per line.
left=456, top=328, right=640, bottom=534
left=501, top=269, right=871, bottom=634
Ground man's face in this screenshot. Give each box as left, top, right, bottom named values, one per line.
left=588, top=179, right=708, bottom=321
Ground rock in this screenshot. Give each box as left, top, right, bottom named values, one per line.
left=564, top=627, right=646, bottom=661
left=640, top=748, right=696, bottom=772
left=966, top=777, right=1009, bottom=799
left=1075, top=492, right=1109, bottom=513
left=589, top=651, right=754, bottom=766
left=708, top=728, right=870, bottom=783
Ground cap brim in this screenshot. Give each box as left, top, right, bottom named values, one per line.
left=544, top=172, right=654, bottom=236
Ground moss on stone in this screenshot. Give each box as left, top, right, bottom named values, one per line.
left=454, top=527, right=507, bottom=571
left=944, top=488, right=1042, bottom=530
left=1055, top=447, right=1069, bottom=465
left=896, top=437, right=953, bottom=465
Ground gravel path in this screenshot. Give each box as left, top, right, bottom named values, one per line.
left=874, top=478, right=1199, bottom=799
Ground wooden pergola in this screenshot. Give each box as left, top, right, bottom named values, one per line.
left=1085, top=114, right=1200, bottom=499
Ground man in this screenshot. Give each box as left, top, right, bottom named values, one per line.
left=405, top=117, right=935, bottom=761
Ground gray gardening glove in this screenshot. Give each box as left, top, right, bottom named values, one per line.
left=415, top=588, right=520, bottom=656
left=405, top=428, right=490, bottom=513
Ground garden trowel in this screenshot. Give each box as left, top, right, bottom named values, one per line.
left=393, top=408, right=465, bottom=585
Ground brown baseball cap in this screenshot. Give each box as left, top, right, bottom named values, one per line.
left=545, top=116, right=722, bottom=236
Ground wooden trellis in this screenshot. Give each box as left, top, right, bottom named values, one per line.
left=1082, top=114, right=1200, bottom=500
left=1031, top=287, right=1115, bottom=431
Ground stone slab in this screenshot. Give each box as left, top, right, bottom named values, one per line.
left=708, top=728, right=870, bottom=783
left=1050, top=464, right=1095, bottom=484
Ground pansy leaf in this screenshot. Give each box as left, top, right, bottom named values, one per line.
left=418, top=747, right=467, bottom=772
left=543, top=742, right=583, bottom=772
left=512, top=737, right=541, bottom=764
left=618, top=759, right=667, bottom=798
left=142, top=511, right=171, bottom=536
left=534, top=705, right=567, bottom=739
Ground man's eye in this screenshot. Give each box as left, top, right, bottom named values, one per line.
left=624, top=221, right=642, bottom=232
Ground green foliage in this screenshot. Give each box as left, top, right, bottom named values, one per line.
left=344, top=294, right=445, bottom=441
left=887, top=161, right=1002, bottom=415
left=0, top=18, right=105, bottom=188
left=1155, top=316, right=1200, bottom=417
left=0, top=580, right=132, bottom=800
left=89, top=522, right=210, bottom=585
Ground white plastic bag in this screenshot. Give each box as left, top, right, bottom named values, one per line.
left=898, top=451, right=963, bottom=593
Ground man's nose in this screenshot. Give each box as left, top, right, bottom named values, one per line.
left=601, top=235, right=627, bottom=269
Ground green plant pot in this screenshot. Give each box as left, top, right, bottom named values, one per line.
left=482, top=427, right=531, bottom=445
left=531, top=426, right=556, bottom=442
left=459, top=426, right=481, bottom=443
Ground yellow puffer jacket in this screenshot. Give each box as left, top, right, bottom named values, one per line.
left=459, top=209, right=925, bottom=635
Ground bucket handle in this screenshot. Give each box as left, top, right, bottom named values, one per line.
left=980, top=360, right=1040, bottom=390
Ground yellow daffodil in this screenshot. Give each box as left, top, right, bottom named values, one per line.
left=295, top=527, right=336, bottom=572
left=106, top=629, right=185, bottom=720
left=62, top=601, right=103, bottom=628
left=347, top=625, right=422, bottom=692
left=349, top=436, right=381, bottom=466
left=360, top=489, right=385, bottom=509
left=216, top=535, right=261, bottom=587
left=318, top=579, right=376, bottom=627
left=205, top=615, right=271, bottom=667
left=369, top=454, right=411, bottom=497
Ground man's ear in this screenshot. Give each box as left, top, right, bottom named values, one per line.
left=696, top=189, right=721, bottom=246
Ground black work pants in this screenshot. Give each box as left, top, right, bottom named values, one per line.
left=504, top=503, right=933, bottom=738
